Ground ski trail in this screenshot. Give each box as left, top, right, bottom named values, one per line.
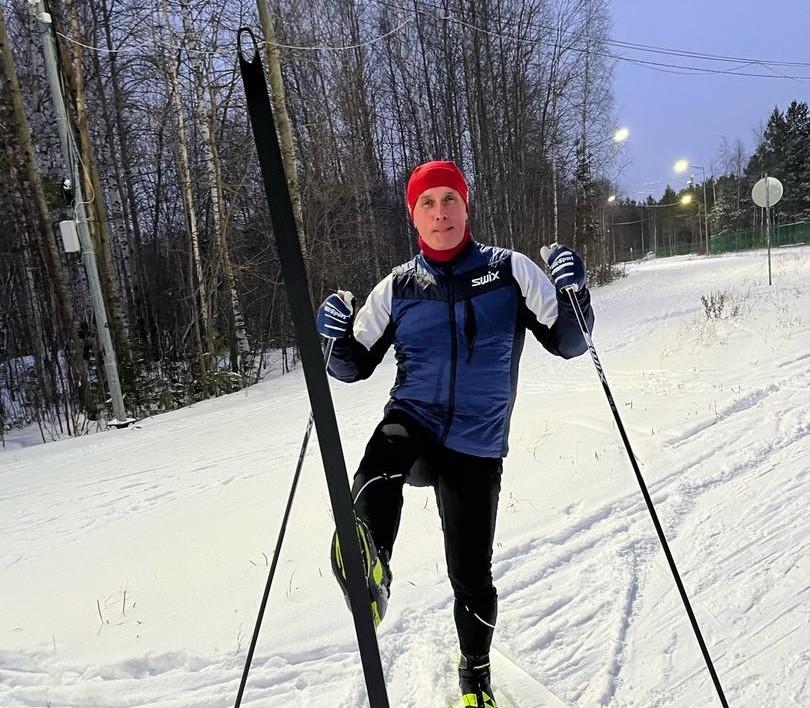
left=491, top=641, right=570, bottom=707
left=493, top=331, right=809, bottom=706
left=593, top=549, right=640, bottom=706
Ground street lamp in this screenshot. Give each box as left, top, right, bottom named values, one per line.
left=597, top=128, right=627, bottom=262
left=674, top=158, right=709, bottom=255
left=605, top=195, right=618, bottom=262
left=673, top=158, right=689, bottom=173
left=614, top=127, right=630, bottom=143
left=679, top=193, right=699, bottom=247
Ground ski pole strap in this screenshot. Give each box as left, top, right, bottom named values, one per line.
left=237, top=29, right=389, bottom=708
left=566, top=290, right=728, bottom=708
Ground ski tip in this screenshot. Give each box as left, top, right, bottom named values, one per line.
left=237, top=27, right=259, bottom=64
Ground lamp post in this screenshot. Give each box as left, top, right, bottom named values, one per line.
left=675, top=159, right=709, bottom=255
left=602, top=128, right=628, bottom=262
left=590, top=128, right=627, bottom=264
left=679, top=193, right=699, bottom=248
left=606, top=194, right=617, bottom=262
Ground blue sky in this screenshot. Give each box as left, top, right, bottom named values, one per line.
left=608, top=0, right=810, bottom=200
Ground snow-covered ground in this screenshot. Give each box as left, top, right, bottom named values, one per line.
left=0, top=350, right=297, bottom=452
left=1, top=247, right=808, bottom=707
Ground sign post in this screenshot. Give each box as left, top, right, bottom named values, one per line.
left=751, top=175, right=784, bottom=286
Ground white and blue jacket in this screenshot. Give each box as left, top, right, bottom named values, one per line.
left=328, top=241, right=594, bottom=458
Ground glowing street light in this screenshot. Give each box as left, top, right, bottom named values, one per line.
left=614, top=127, right=630, bottom=143
left=674, top=158, right=709, bottom=254
left=680, top=193, right=693, bottom=205
left=603, top=195, right=618, bottom=262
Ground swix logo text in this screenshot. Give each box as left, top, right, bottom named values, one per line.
left=472, top=271, right=500, bottom=287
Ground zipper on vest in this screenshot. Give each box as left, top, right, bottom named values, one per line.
left=441, top=273, right=457, bottom=444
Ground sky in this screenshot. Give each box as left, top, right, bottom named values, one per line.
left=608, top=0, right=810, bottom=201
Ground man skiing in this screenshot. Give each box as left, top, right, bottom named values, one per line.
left=317, top=160, right=594, bottom=707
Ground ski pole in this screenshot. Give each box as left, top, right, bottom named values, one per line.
left=235, top=338, right=335, bottom=708
left=564, top=286, right=729, bottom=708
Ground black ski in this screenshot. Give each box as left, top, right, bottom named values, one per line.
left=236, top=28, right=389, bottom=708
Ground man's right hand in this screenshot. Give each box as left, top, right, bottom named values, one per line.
left=316, top=291, right=355, bottom=339
left=540, top=244, right=586, bottom=293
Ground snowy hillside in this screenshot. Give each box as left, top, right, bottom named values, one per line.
left=1, top=247, right=808, bottom=707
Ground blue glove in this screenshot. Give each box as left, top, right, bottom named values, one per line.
left=542, top=244, right=586, bottom=292
left=316, top=291, right=355, bottom=339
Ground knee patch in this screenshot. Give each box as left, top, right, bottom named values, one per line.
left=380, top=422, right=410, bottom=439
left=379, top=423, right=435, bottom=486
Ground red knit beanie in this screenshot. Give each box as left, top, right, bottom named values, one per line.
left=406, top=160, right=469, bottom=215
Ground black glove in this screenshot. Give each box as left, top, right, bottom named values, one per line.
left=541, top=244, right=586, bottom=293
left=316, top=291, right=355, bottom=339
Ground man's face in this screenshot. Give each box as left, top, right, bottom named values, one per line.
left=412, top=186, right=468, bottom=250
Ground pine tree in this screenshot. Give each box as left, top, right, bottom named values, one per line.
left=709, top=176, right=740, bottom=233
left=746, top=101, right=810, bottom=221
left=782, top=101, right=810, bottom=219
left=573, top=140, right=600, bottom=262
left=748, top=106, right=787, bottom=177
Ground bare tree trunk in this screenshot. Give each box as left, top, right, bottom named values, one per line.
left=59, top=0, right=130, bottom=373
left=0, top=3, right=83, bottom=430
left=413, top=0, right=440, bottom=153
left=99, top=0, right=156, bottom=360
left=87, top=40, right=138, bottom=353
left=179, top=0, right=250, bottom=370
left=257, top=0, right=309, bottom=260
left=159, top=0, right=211, bottom=388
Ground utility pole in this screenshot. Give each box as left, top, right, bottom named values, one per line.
left=30, top=0, right=128, bottom=424
left=702, top=170, right=709, bottom=255
left=674, top=160, right=710, bottom=255
left=640, top=203, right=645, bottom=254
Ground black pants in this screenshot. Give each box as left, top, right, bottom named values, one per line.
left=352, top=410, right=502, bottom=657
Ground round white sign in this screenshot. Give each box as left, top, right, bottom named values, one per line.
left=752, top=176, right=784, bottom=208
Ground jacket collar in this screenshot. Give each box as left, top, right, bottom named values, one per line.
left=420, top=238, right=478, bottom=271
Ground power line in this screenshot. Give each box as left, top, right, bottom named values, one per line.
left=54, top=16, right=414, bottom=59
left=55, top=31, right=143, bottom=55
left=402, top=0, right=810, bottom=68
left=374, top=0, right=810, bottom=81
left=269, top=17, right=413, bottom=51
left=602, top=35, right=810, bottom=69
left=50, top=0, right=810, bottom=82
left=609, top=53, right=810, bottom=81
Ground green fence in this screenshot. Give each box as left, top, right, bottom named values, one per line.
left=645, top=221, right=809, bottom=260
left=709, top=221, right=810, bottom=255
left=656, top=241, right=699, bottom=258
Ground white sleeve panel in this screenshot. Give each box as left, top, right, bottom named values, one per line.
left=511, top=251, right=558, bottom=327
left=353, top=272, right=394, bottom=350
